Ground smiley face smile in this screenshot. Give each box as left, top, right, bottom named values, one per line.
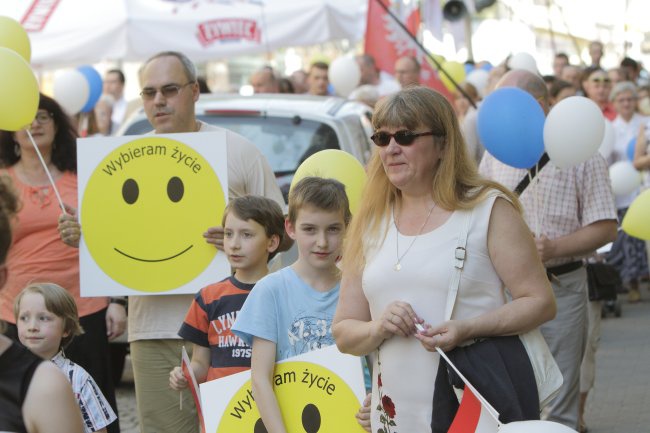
left=114, top=244, right=194, bottom=262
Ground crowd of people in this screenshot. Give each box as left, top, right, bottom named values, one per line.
left=1, top=40, right=649, bottom=433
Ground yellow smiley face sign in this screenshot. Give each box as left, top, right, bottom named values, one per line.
left=217, top=361, right=365, bottom=433
left=81, top=136, right=226, bottom=293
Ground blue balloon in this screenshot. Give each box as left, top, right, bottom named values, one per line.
left=627, top=136, right=636, bottom=161
left=480, top=62, right=493, bottom=72
left=77, top=65, right=103, bottom=113
left=477, top=87, right=545, bottom=169
left=464, top=63, right=475, bottom=75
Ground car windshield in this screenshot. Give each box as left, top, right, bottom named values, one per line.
left=122, top=115, right=340, bottom=176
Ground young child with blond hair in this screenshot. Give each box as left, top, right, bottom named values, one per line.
left=14, top=283, right=117, bottom=433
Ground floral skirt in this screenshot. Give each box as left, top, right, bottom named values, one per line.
left=608, top=208, right=649, bottom=283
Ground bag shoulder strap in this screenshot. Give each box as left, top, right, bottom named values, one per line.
left=444, top=208, right=473, bottom=321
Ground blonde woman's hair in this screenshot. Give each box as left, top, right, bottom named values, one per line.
left=342, top=86, right=519, bottom=271
left=14, top=283, right=84, bottom=350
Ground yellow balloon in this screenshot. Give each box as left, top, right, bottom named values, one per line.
left=622, top=189, right=650, bottom=240
left=439, top=61, right=466, bottom=92
left=0, top=47, right=39, bottom=131
left=290, top=150, right=366, bottom=215
left=0, top=16, right=31, bottom=62
left=426, top=54, right=446, bottom=71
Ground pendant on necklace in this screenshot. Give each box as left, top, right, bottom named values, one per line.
left=394, top=262, right=402, bottom=271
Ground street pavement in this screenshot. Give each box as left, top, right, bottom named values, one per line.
left=115, top=284, right=650, bottom=433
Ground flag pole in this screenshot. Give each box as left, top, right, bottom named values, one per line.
left=374, top=0, right=477, bottom=108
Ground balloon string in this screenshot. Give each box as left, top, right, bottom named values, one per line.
left=78, top=112, right=89, bottom=138
left=538, top=164, right=553, bottom=237
left=25, top=129, right=67, bottom=214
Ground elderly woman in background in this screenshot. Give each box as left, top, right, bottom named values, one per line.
left=582, top=66, right=616, bottom=121
left=333, top=86, right=556, bottom=432
left=0, top=94, right=124, bottom=433
left=607, top=81, right=649, bottom=303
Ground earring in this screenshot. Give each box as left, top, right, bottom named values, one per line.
left=14, top=143, right=20, bottom=157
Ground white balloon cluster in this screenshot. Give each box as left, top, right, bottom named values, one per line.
left=508, top=52, right=539, bottom=75
left=329, top=56, right=361, bottom=98
left=53, top=69, right=90, bottom=115
left=499, top=420, right=578, bottom=432
left=544, top=96, right=605, bottom=169
left=609, top=161, right=642, bottom=196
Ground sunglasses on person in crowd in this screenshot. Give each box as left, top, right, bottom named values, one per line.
left=370, top=130, right=438, bottom=147
left=140, top=82, right=194, bottom=100
left=589, top=77, right=611, bottom=84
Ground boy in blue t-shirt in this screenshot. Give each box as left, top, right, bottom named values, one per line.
left=232, top=177, right=353, bottom=433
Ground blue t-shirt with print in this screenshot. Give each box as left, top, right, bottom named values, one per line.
left=232, top=266, right=340, bottom=361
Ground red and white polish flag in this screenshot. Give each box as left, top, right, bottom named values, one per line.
left=364, top=0, right=453, bottom=100
left=182, top=346, right=206, bottom=431
left=437, top=348, right=500, bottom=433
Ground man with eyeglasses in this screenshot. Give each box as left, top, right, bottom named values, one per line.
left=131, top=51, right=287, bottom=433
left=479, top=69, right=617, bottom=431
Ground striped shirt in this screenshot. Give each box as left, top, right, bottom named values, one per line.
left=51, top=351, right=117, bottom=433
left=479, top=152, right=617, bottom=267
left=178, top=276, right=254, bottom=382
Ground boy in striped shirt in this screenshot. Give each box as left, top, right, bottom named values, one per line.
left=169, top=195, right=284, bottom=386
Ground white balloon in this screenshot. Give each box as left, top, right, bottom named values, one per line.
left=499, top=420, right=578, bottom=433
left=610, top=161, right=642, bottom=196
left=329, top=56, right=361, bottom=98
left=507, top=52, right=538, bottom=74
left=53, top=69, right=89, bottom=115
left=544, top=96, right=605, bottom=169
left=599, top=120, right=615, bottom=160
left=466, top=69, right=489, bottom=96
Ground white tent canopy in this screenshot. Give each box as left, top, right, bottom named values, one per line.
left=1, top=0, right=367, bottom=69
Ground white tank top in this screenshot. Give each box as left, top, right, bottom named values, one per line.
left=363, top=191, right=507, bottom=432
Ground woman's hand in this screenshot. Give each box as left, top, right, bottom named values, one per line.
left=169, top=366, right=188, bottom=391
left=414, top=320, right=469, bottom=352
left=58, top=204, right=81, bottom=248
left=372, top=301, right=422, bottom=340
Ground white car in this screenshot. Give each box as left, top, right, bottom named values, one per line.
left=119, top=93, right=374, bottom=201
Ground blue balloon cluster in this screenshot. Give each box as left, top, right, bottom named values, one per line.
left=77, top=65, right=103, bottom=113
left=627, top=136, right=636, bottom=161
left=477, top=87, right=545, bottom=169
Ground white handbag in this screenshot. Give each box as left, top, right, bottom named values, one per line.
left=443, top=208, right=563, bottom=409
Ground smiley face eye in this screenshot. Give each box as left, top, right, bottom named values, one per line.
left=302, top=403, right=321, bottom=433
left=254, top=418, right=268, bottom=433
left=122, top=178, right=139, bottom=204
left=167, top=176, right=184, bottom=202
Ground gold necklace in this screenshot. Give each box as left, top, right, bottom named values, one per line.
left=394, top=203, right=436, bottom=271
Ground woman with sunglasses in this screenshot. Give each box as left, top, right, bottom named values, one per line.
left=333, top=86, right=555, bottom=432
left=582, top=66, right=616, bottom=121
left=0, top=94, right=122, bottom=433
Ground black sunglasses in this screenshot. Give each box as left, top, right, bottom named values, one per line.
left=370, top=130, right=438, bottom=147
